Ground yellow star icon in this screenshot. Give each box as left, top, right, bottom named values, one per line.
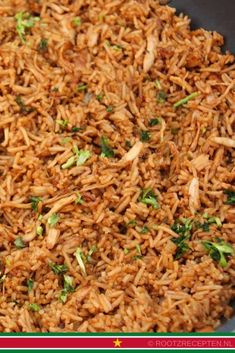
left=113, top=338, right=122, bottom=348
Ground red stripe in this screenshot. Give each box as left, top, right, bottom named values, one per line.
left=0, top=337, right=234, bottom=349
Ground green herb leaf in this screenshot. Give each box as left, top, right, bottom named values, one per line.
left=15, top=12, right=40, bottom=43
left=157, top=91, right=167, bottom=104
left=148, top=118, right=161, bottom=127
left=140, top=225, right=149, bottom=234
left=155, top=80, right=162, bottom=90
left=172, top=235, right=190, bottom=259
left=74, top=248, right=86, bottom=276
left=63, top=274, right=75, bottom=292
left=203, top=213, right=222, bottom=228
left=38, top=38, right=48, bottom=53
left=72, top=17, right=81, bottom=26
left=100, top=136, right=115, bottom=158
left=202, top=239, right=234, bottom=268
left=127, top=219, right=137, bottom=227
left=125, top=140, right=132, bottom=149
left=49, top=263, right=68, bottom=275
left=140, top=130, right=150, bottom=142
left=224, top=190, right=235, bottom=205
left=134, top=244, right=143, bottom=260
left=171, top=218, right=193, bottom=238
left=59, top=289, right=68, bottom=303
left=27, top=278, right=34, bottom=292
left=138, top=188, right=158, bottom=209
left=61, top=156, right=76, bottom=169
left=71, top=126, right=83, bottom=132
left=30, top=196, right=42, bottom=212
left=56, top=119, right=68, bottom=129
left=15, top=95, right=34, bottom=114
left=124, top=248, right=129, bottom=255
left=28, top=303, right=40, bottom=312
left=171, top=218, right=193, bottom=259
left=174, top=92, right=199, bottom=108
left=87, top=245, right=97, bottom=263
left=76, top=150, right=91, bottom=166
left=106, top=105, right=113, bottom=113
left=48, top=213, right=59, bottom=227
left=75, top=192, right=83, bottom=205
left=96, top=93, right=104, bottom=102
left=14, top=237, right=25, bottom=249
left=77, top=83, right=87, bottom=91
left=36, top=225, right=43, bottom=236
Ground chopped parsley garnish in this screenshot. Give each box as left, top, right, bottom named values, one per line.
left=140, top=130, right=150, bottom=142
left=96, top=93, right=104, bottom=102
left=202, top=239, right=234, bottom=268
left=59, top=275, right=75, bottom=303
left=171, top=218, right=193, bottom=259
left=15, top=95, right=34, bottom=114
left=61, top=137, right=72, bottom=145
left=36, top=225, right=43, bottom=236
left=30, top=196, right=42, bottom=212
left=76, top=149, right=91, bottom=166
left=172, top=218, right=193, bottom=238
left=106, top=105, right=114, bottom=113
left=203, top=213, right=222, bottom=227
left=174, top=92, right=199, bottom=108
left=62, top=156, right=76, bottom=169
left=134, top=244, right=143, bottom=260
left=224, top=190, right=235, bottom=205
left=140, top=226, right=149, bottom=234
left=62, top=147, right=91, bottom=169
left=157, top=91, right=167, bottom=104
left=155, top=80, right=162, bottom=90
left=38, top=38, right=48, bottom=53
left=48, top=213, right=59, bottom=227
left=87, top=245, right=97, bottom=263
left=15, top=12, right=40, bottom=43
left=138, top=188, right=158, bottom=209
left=127, top=219, right=137, bottom=227
left=28, top=303, right=40, bottom=312
left=27, top=279, right=34, bottom=292
left=125, top=140, right=132, bottom=149
left=77, top=83, right=87, bottom=91
left=56, top=119, right=68, bottom=129
left=14, top=237, right=25, bottom=249
left=71, top=126, right=83, bottom=132
left=112, top=44, right=122, bottom=51
left=75, top=192, right=84, bottom=205
left=148, top=118, right=161, bottom=127
left=49, top=263, right=68, bottom=275
left=72, top=17, right=81, bottom=26
left=100, top=136, right=115, bottom=158
left=172, top=236, right=190, bottom=259
left=74, top=248, right=86, bottom=276
left=124, top=248, right=129, bottom=255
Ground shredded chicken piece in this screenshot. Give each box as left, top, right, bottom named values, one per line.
left=44, top=194, right=77, bottom=220
left=46, top=228, right=60, bottom=249
left=87, top=27, right=99, bottom=47
left=211, top=137, right=235, bottom=148
left=188, top=177, right=200, bottom=214
left=121, top=141, right=143, bottom=162
left=143, top=34, right=157, bottom=72
left=191, top=154, right=210, bottom=171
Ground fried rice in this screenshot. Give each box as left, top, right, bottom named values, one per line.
left=0, top=0, right=234, bottom=332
